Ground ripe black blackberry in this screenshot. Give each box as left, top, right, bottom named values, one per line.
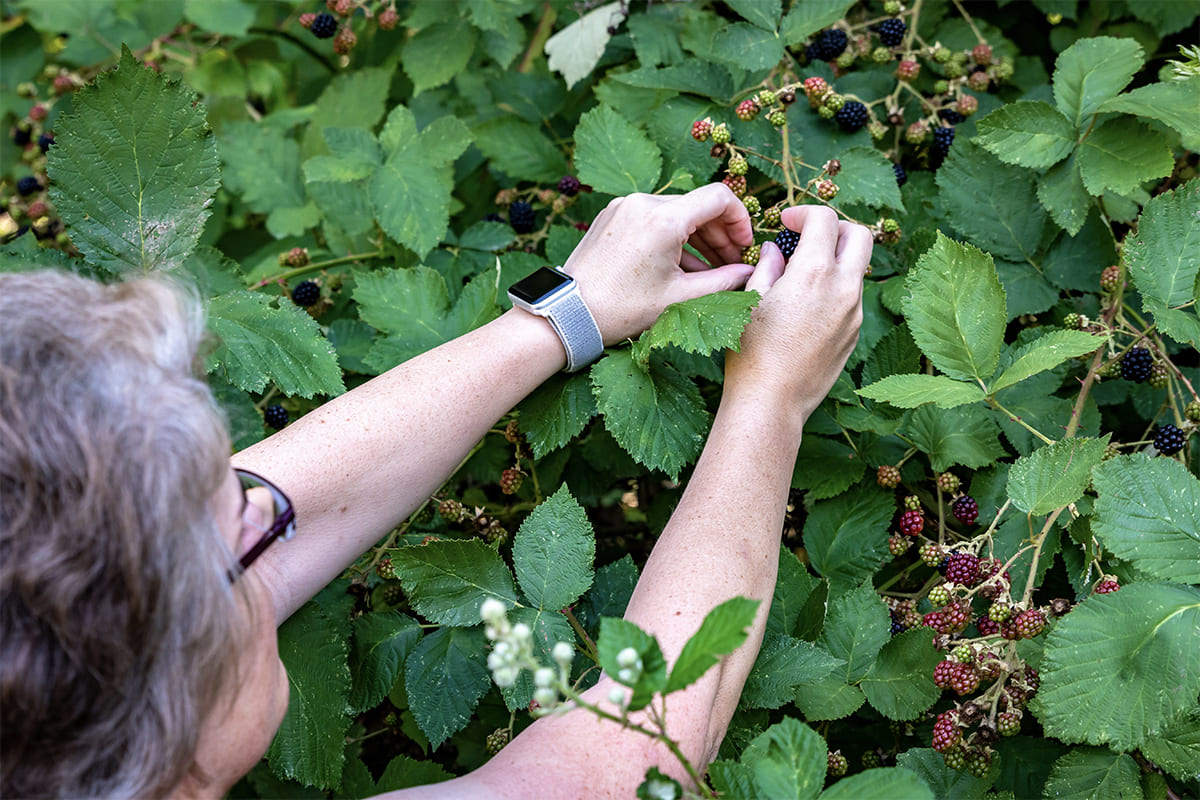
left=834, top=100, right=868, bottom=131
left=508, top=200, right=536, bottom=233
left=1120, top=347, right=1153, bottom=382
left=1153, top=424, right=1186, bottom=455
left=264, top=404, right=289, bottom=430
left=938, top=109, right=965, bottom=125
left=12, top=126, right=32, bottom=146
left=291, top=280, right=321, bottom=307
left=775, top=228, right=800, bottom=259
left=931, top=126, right=955, bottom=167
left=16, top=176, right=40, bottom=196
left=876, top=18, right=907, bottom=47
left=893, top=163, right=907, bottom=186
left=807, top=28, right=848, bottom=61
left=38, top=133, right=54, bottom=153
left=310, top=12, right=338, bottom=39
left=557, top=175, right=582, bottom=196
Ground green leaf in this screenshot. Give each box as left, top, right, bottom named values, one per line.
left=631, top=291, right=759, bottom=364
left=302, top=128, right=381, bottom=184
left=573, top=105, right=663, bottom=196
left=902, top=232, right=1006, bottom=382
left=896, top=749, right=993, bottom=800
left=1007, top=436, right=1107, bottom=515
left=1140, top=712, right=1200, bottom=784
left=803, top=490, right=895, bottom=593
left=391, top=539, right=520, bottom=627
left=860, top=629, right=943, bottom=721
left=1043, top=748, right=1143, bottom=800
left=269, top=600, right=352, bottom=790
left=790, top=435, right=867, bottom=499
left=375, top=753, right=453, bottom=791
left=472, top=116, right=569, bottom=183
left=724, top=0, right=780, bottom=30
left=780, top=0, right=855, bottom=45
left=1035, top=583, right=1200, bottom=751
left=666, top=596, right=760, bottom=694
left=857, top=374, right=985, bottom=409
left=835, top=146, right=905, bottom=212
left=516, top=372, right=597, bottom=458
left=990, top=329, right=1108, bottom=392
left=741, top=634, right=844, bottom=710
left=907, top=404, right=1007, bottom=473
left=402, top=20, right=477, bottom=95
left=1091, top=454, right=1200, bottom=583
left=458, top=221, right=515, bottom=253
left=1077, top=117, right=1174, bottom=198
left=302, top=67, right=392, bottom=159
left=820, top=768, right=936, bottom=800
left=513, top=485, right=595, bottom=611
left=597, top=617, right=668, bottom=711
left=744, top=717, right=826, bottom=800
left=818, top=583, right=891, bottom=683
left=46, top=46, right=218, bottom=276
left=205, top=291, right=346, bottom=398
left=546, top=224, right=587, bottom=267
left=767, top=546, right=818, bottom=638
left=711, top=23, right=785, bottom=72
left=793, top=675, right=865, bottom=720
left=500, top=606, right=576, bottom=712
left=357, top=267, right=501, bottom=371
left=592, top=349, right=710, bottom=481
left=544, top=2, right=618, bottom=89
left=1098, top=77, right=1200, bottom=147
left=1053, top=36, right=1144, bottom=127
left=184, top=0, right=254, bottom=37
left=220, top=125, right=307, bottom=214
left=348, top=611, right=421, bottom=713
left=404, top=626, right=491, bottom=749
left=973, top=101, right=1077, bottom=169
left=636, top=767, right=683, bottom=800
left=1038, top=154, right=1092, bottom=236
left=1126, top=179, right=1200, bottom=348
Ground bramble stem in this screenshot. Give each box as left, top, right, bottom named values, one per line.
left=252, top=250, right=385, bottom=289
left=987, top=399, right=1055, bottom=445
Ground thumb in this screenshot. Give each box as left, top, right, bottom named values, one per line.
left=745, top=241, right=785, bottom=295
left=672, top=262, right=755, bottom=304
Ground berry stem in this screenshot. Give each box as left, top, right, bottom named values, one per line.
left=247, top=26, right=336, bottom=73
left=1020, top=506, right=1065, bottom=606
left=520, top=4, right=558, bottom=74
left=562, top=607, right=598, bottom=663
left=986, top=399, right=1055, bottom=445
left=950, top=0, right=986, bottom=44
left=252, top=249, right=384, bottom=288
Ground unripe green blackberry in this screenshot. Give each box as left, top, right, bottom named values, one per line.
left=888, top=534, right=910, bottom=556
left=768, top=109, right=788, bottom=126
left=906, top=120, right=929, bottom=143
left=988, top=602, right=1012, bottom=622
left=711, top=123, right=731, bottom=144
left=928, top=584, right=951, bottom=607
left=763, top=205, right=782, bottom=227
left=376, top=555, right=397, bottom=580
left=965, top=749, right=992, bottom=778
left=381, top=583, right=404, bottom=606
left=934, top=79, right=950, bottom=94
left=861, top=750, right=881, bottom=769
left=1063, top=312, right=1080, bottom=329
left=1102, top=442, right=1121, bottom=460
left=741, top=244, right=761, bottom=266
left=757, top=89, right=777, bottom=107
left=817, top=105, right=836, bottom=120
left=997, top=710, right=1020, bottom=736
left=884, top=0, right=901, bottom=12
left=1186, top=400, right=1200, bottom=422
left=486, top=727, right=510, bottom=754
left=835, top=51, right=855, bottom=68
left=903, top=495, right=921, bottom=511
left=728, top=154, right=748, bottom=176
left=438, top=498, right=465, bottom=522
left=877, top=464, right=901, bottom=488
left=994, top=59, right=1015, bottom=80
left=872, top=46, right=893, bottom=63
left=1148, top=363, right=1169, bottom=389
left=742, top=195, right=761, bottom=215
left=944, top=61, right=964, bottom=78
left=919, top=542, right=944, bottom=567
left=823, top=93, right=845, bottom=111
left=827, top=750, right=848, bottom=777
left=952, top=643, right=973, bottom=663
left=936, top=472, right=960, bottom=493
left=942, top=747, right=966, bottom=770
left=867, top=121, right=888, bottom=139
left=933, top=46, right=952, bottom=63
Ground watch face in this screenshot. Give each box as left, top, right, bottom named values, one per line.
left=510, top=267, right=573, bottom=304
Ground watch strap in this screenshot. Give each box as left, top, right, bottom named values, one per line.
left=544, top=289, right=604, bottom=372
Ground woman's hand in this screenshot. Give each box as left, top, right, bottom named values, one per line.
left=724, top=205, right=873, bottom=424
left=562, top=183, right=757, bottom=345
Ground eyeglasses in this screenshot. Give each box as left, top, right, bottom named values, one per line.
left=229, top=468, right=297, bottom=579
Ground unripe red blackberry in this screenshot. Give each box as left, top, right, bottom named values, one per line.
left=378, top=7, right=399, bottom=29
left=691, top=119, right=713, bottom=142
left=936, top=472, right=960, bottom=493
left=877, top=465, right=901, bottom=488
left=438, top=498, right=465, bottom=522
left=942, top=601, right=970, bottom=633
left=827, top=750, right=848, bottom=777
left=950, top=663, right=979, bottom=695
left=951, top=495, right=979, bottom=525
left=1100, top=265, right=1122, bottom=292
left=931, top=710, right=960, bottom=752
left=971, top=43, right=993, bottom=65
left=803, top=76, right=829, bottom=100
left=486, top=727, right=510, bottom=754
left=1014, top=608, right=1046, bottom=638
left=944, top=552, right=980, bottom=586
left=1094, top=579, right=1120, bottom=594
left=736, top=99, right=760, bottom=121
left=815, top=180, right=838, bottom=200
left=923, top=611, right=944, bottom=632
left=721, top=174, right=747, bottom=197
left=899, top=508, right=924, bottom=536
left=956, top=94, right=979, bottom=116
left=299, top=12, right=317, bottom=28
left=500, top=468, right=523, bottom=495
left=919, top=542, right=944, bottom=567
left=976, top=617, right=1000, bottom=636
left=376, top=555, right=397, bottom=580
left=888, top=534, right=910, bottom=557
left=997, top=710, right=1021, bottom=736
left=896, top=59, right=920, bottom=80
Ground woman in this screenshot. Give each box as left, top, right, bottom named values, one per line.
left=0, top=185, right=870, bottom=799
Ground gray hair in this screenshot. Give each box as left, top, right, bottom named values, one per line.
left=0, top=270, right=244, bottom=799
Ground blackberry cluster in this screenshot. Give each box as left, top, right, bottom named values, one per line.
left=264, top=404, right=289, bottom=430
left=951, top=495, right=979, bottom=525
left=310, top=12, right=338, bottom=39
left=1094, top=579, right=1120, bottom=594
left=375, top=556, right=396, bottom=580
left=775, top=228, right=800, bottom=259
left=893, top=163, right=907, bottom=186
left=16, top=176, right=40, bottom=196
left=807, top=28, right=849, bottom=61
left=876, top=17, right=907, bottom=46
left=291, top=280, right=320, bottom=307
left=944, top=552, right=980, bottom=586
left=508, top=200, right=536, bottom=233
left=932, top=711, right=960, bottom=752
left=834, top=100, right=868, bottom=131
left=827, top=751, right=848, bottom=777
left=932, top=126, right=955, bottom=164
left=1120, top=347, right=1153, bottom=382
left=557, top=175, right=582, bottom=196
left=1154, top=424, right=1186, bottom=455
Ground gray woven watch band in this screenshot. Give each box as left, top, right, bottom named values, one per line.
left=544, top=290, right=604, bottom=372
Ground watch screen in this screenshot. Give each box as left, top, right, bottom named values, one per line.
left=510, top=267, right=572, bottom=303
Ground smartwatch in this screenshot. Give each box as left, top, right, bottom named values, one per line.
left=507, top=266, right=604, bottom=372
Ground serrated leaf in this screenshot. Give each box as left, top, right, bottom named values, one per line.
left=597, top=617, right=668, bottom=711
left=205, top=291, right=346, bottom=398
left=818, top=583, right=891, bottom=683
left=184, top=0, right=254, bottom=37
left=472, top=116, right=569, bottom=183
left=301, top=67, right=391, bottom=159
left=592, top=349, right=710, bottom=481
left=1035, top=583, right=1200, bottom=751
left=903, top=232, right=1006, bottom=382
left=711, top=22, right=785, bottom=72
left=500, top=606, right=575, bottom=711
left=1053, top=37, right=1144, bottom=127
left=790, top=435, right=867, bottom=499
left=973, top=101, right=1077, bottom=169
left=1099, top=77, right=1200, bottom=147
left=515, top=371, right=597, bottom=458
left=1043, top=748, right=1143, bottom=800
left=1077, top=117, right=1173, bottom=198
left=404, top=626, right=491, bottom=748
left=803, top=491, right=894, bottom=592
left=907, top=404, right=1007, bottom=472
left=302, top=128, right=381, bottom=183
left=860, top=629, right=943, bottom=720
left=666, top=597, right=759, bottom=694
left=1039, top=154, right=1092, bottom=236
left=631, top=291, right=759, bottom=364
left=375, top=753, right=453, bottom=792
left=741, top=634, right=843, bottom=710
left=1126, top=179, right=1200, bottom=348
left=767, top=546, right=818, bottom=638
left=391, top=539, right=519, bottom=627
left=1006, top=436, right=1107, bottom=515
left=820, top=768, right=935, bottom=800
left=402, top=20, right=477, bottom=96
left=725, top=0, right=781, bottom=30
left=780, top=0, right=855, bottom=45
left=47, top=46, right=218, bottom=276
left=513, top=485, right=595, bottom=611
left=1140, top=712, right=1200, bottom=783
left=832, top=146, right=905, bottom=212
left=857, top=374, right=985, bottom=409
left=793, top=675, right=865, bottom=720
left=1091, top=454, right=1200, bottom=583
left=269, top=600, right=352, bottom=790
left=573, top=105, right=663, bottom=196
left=544, top=2, right=618, bottom=89
left=743, top=718, right=826, bottom=800
left=990, top=329, right=1108, bottom=392
left=348, top=611, right=421, bottom=713
left=895, top=749, right=994, bottom=800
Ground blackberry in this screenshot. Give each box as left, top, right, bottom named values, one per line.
left=944, top=552, right=980, bottom=586
left=310, top=12, right=338, bottom=38
left=807, top=28, right=849, bottom=61
left=876, top=18, right=907, bottom=47
left=932, top=126, right=955, bottom=162
left=890, top=619, right=905, bottom=635
left=1014, top=608, right=1046, bottom=638
left=931, top=711, right=960, bottom=752
left=38, top=133, right=54, bottom=153
left=1094, top=579, right=1120, bottom=594
left=1120, top=347, right=1153, bottom=382
left=264, top=404, right=289, bottom=430
left=898, top=508, right=924, bottom=536
left=827, top=750, right=848, bottom=777
left=834, top=101, right=868, bottom=131
left=938, top=109, right=965, bottom=125
left=951, top=495, right=978, bottom=525
left=484, top=212, right=504, bottom=223
left=291, top=280, right=321, bottom=307
left=12, top=126, right=31, bottom=147
left=775, top=228, right=800, bottom=259
left=508, top=200, right=536, bottom=234
left=557, top=175, right=582, bottom=196
left=893, top=163, right=907, bottom=186
left=16, top=176, right=41, bottom=196
left=1154, top=424, right=1186, bottom=455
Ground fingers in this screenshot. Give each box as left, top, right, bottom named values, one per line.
left=669, top=184, right=754, bottom=265
left=835, top=221, right=874, bottom=274
left=679, top=249, right=710, bottom=272
left=745, top=242, right=785, bottom=295
left=780, top=205, right=840, bottom=269
left=673, top=262, right=755, bottom=303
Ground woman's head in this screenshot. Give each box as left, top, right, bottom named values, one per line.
left=0, top=270, right=258, bottom=798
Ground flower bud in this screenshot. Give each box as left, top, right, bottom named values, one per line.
left=533, top=687, right=557, bottom=708
left=552, top=641, right=574, bottom=668
left=511, top=623, right=532, bottom=644
left=480, top=597, right=507, bottom=624
left=608, top=686, right=627, bottom=707
left=616, top=647, right=640, bottom=669
left=534, top=667, right=555, bottom=688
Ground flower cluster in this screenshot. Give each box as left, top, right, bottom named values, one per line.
left=481, top=598, right=575, bottom=714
